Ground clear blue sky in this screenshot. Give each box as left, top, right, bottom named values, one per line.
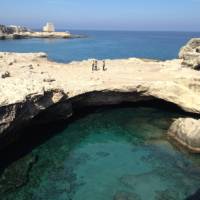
left=0, top=0, right=200, bottom=31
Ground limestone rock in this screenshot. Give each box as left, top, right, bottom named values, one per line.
left=0, top=25, right=14, bottom=34
left=8, top=25, right=30, bottom=33
left=0, top=24, right=29, bottom=35
left=0, top=88, right=69, bottom=149
left=179, top=38, right=200, bottom=70
left=168, top=118, right=200, bottom=152
left=1, top=40, right=200, bottom=149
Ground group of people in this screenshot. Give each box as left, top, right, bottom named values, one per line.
left=92, top=60, right=107, bottom=71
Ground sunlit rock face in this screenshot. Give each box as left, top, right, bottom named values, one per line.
left=1, top=39, right=200, bottom=151
left=179, top=38, right=200, bottom=70
left=168, top=118, right=200, bottom=152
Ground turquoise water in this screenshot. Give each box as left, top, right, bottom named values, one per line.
left=1, top=107, right=200, bottom=200
left=0, top=31, right=200, bottom=62
left=1, top=31, right=200, bottom=199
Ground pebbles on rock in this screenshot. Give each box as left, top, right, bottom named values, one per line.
left=1, top=71, right=10, bottom=79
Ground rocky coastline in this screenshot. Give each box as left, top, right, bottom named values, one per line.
left=0, top=24, right=83, bottom=40
left=179, top=38, right=200, bottom=70
left=0, top=39, right=200, bottom=152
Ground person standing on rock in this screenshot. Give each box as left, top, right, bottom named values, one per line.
left=92, top=60, right=95, bottom=71
left=102, top=60, right=107, bottom=71
left=94, top=60, right=98, bottom=71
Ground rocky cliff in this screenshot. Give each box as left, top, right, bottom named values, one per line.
left=168, top=118, right=200, bottom=152
left=179, top=38, right=200, bottom=70
left=1, top=40, right=200, bottom=151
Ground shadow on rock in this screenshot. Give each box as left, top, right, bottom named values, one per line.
left=185, top=189, right=200, bottom=200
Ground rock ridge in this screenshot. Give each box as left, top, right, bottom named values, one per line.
left=1, top=39, right=200, bottom=150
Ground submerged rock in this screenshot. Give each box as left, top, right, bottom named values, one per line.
left=0, top=154, right=38, bottom=195
left=168, top=118, right=200, bottom=152
left=155, top=189, right=181, bottom=200
left=113, top=191, right=141, bottom=200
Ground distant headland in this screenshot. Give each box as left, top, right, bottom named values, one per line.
left=0, top=22, right=84, bottom=40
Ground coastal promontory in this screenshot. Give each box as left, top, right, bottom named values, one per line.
left=1, top=39, right=200, bottom=151
left=0, top=24, right=81, bottom=40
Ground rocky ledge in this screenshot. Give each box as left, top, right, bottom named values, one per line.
left=1, top=39, right=200, bottom=151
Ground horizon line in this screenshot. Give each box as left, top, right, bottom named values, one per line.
left=31, top=28, right=200, bottom=33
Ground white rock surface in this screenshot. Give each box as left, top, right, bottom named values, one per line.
left=179, top=38, right=200, bottom=69
left=1, top=44, right=200, bottom=149
left=168, top=118, right=200, bottom=152
left=0, top=31, right=73, bottom=39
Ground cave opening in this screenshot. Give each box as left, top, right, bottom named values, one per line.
left=0, top=98, right=200, bottom=200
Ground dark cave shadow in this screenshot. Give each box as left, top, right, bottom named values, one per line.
left=0, top=99, right=198, bottom=172
left=185, top=189, right=200, bottom=200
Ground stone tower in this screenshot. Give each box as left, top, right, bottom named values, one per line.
left=43, top=22, right=55, bottom=32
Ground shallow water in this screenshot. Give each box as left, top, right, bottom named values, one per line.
left=0, top=31, right=200, bottom=62
left=1, top=107, right=200, bottom=200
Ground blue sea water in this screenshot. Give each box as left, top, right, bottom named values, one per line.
left=0, top=30, right=200, bottom=63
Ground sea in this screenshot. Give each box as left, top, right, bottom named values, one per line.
left=0, top=30, right=200, bottom=62
left=0, top=31, right=200, bottom=200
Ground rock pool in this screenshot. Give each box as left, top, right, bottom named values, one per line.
left=1, top=106, right=200, bottom=200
